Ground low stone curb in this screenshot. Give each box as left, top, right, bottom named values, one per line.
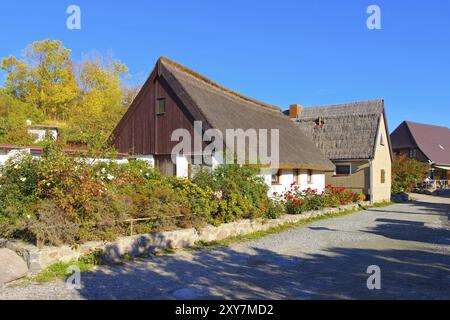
left=1, top=202, right=369, bottom=274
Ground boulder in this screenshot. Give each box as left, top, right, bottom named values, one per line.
left=0, top=248, right=28, bottom=284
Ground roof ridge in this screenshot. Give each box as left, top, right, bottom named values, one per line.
left=405, top=120, right=450, bottom=130
left=304, top=99, right=384, bottom=110
left=158, top=56, right=281, bottom=113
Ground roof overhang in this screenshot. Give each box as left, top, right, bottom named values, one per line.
left=331, top=158, right=371, bottom=162
left=434, top=164, right=450, bottom=171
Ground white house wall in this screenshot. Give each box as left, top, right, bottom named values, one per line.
left=0, top=149, right=32, bottom=165
left=0, top=148, right=327, bottom=199
left=261, top=169, right=326, bottom=197
left=176, top=155, right=189, bottom=178
left=27, top=129, right=58, bottom=143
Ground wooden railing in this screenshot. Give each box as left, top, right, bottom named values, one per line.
left=123, top=215, right=184, bottom=236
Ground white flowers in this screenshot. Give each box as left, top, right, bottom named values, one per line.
left=101, top=168, right=106, bottom=174
left=20, top=177, right=27, bottom=182
left=106, top=174, right=115, bottom=181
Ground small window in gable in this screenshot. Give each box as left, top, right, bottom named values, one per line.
left=380, top=133, right=385, bottom=146
left=381, top=169, right=386, bottom=184
left=314, top=116, right=325, bottom=128
left=157, top=98, right=166, bottom=114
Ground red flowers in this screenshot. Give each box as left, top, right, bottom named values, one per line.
left=280, top=183, right=357, bottom=215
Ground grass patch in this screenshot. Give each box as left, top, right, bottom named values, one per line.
left=154, top=248, right=176, bottom=256
left=33, top=250, right=103, bottom=283
left=32, top=248, right=176, bottom=283
left=369, top=201, right=395, bottom=208
left=33, top=260, right=95, bottom=283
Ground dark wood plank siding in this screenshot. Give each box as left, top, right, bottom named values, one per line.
left=113, top=72, right=197, bottom=156
left=154, top=77, right=196, bottom=155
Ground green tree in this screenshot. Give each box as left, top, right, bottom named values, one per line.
left=392, top=154, right=429, bottom=193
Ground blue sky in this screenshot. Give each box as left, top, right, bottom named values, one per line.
left=0, top=0, right=449, bottom=131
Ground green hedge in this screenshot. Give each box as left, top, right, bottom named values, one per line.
left=0, top=146, right=272, bottom=246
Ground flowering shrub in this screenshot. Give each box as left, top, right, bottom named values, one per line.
left=279, top=183, right=359, bottom=215
left=0, top=147, right=271, bottom=246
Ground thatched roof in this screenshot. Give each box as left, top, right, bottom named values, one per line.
left=157, top=57, right=334, bottom=171
left=290, top=100, right=386, bottom=160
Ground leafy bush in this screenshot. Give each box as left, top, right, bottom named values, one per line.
left=265, top=197, right=285, bottom=219
left=0, top=147, right=129, bottom=245
left=0, top=146, right=274, bottom=246
left=193, top=165, right=269, bottom=224
left=0, top=92, right=45, bottom=145
left=392, top=154, right=429, bottom=193
left=170, top=178, right=218, bottom=224
left=280, top=183, right=358, bottom=215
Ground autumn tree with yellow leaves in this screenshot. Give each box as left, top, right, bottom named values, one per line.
left=0, top=39, right=138, bottom=149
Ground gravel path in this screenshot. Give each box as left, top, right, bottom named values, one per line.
left=1, top=194, right=449, bottom=300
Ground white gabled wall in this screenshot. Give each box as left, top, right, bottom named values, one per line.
left=370, top=114, right=392, bottom=202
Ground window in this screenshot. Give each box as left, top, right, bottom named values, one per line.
left=272, top=170, right=281, bottom=185
left=307, top=169, right=313, bottom=184
left=381, top=169, right=386, bottom=184
left=335, top=164, right=351, bottom=175
left=293, top=169, right=301, bottom=184
left=157, top=98, right=166, bottom=114
left=315, top=116, right=325, bottom=127
left=380, top=134, right=385, bottom=146
left=409, top=149, right=417, bottom=159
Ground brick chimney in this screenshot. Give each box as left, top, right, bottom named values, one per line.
left=289, top=104, right=302, bottom=119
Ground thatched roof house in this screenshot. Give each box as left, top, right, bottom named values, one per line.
left=286, top=100, right=393, bottom=202
left=113, top=57, right=333, bottom=171
left=112, top=57, right=333, bottom=194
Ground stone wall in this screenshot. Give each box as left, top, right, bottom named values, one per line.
left=1, top=202, right=367, bottom=274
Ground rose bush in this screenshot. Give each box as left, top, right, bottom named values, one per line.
left=279, top=183, right=360, bottom=215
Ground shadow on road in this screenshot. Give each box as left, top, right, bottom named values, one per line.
left=76, top=248, right=450, bottom=300
left=74, top=197, right=450, bottom=300
left=364, top=199, right=450, bottom=245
